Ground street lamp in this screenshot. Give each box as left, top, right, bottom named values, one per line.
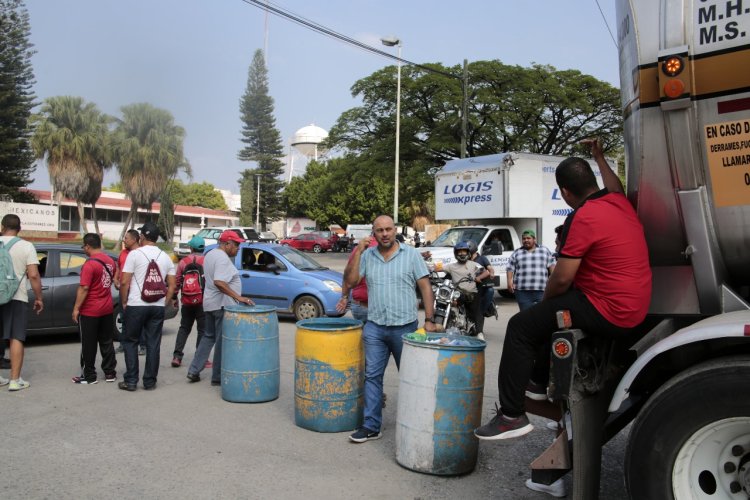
left=381, top=35, right=401, bottom=225
left=255, top=174, right=261, bottom=231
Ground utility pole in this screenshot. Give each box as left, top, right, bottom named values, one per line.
left=461, top=59, right=469, bottom=159
left=255, top=174, right=261, bottom=231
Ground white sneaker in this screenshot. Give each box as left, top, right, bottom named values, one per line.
left=525, top=477, right=567, bottom=497
left=546, top=420, right=560, bottom=431
left=476, top=332, right=485, bottom=341
left=9, top=378, right=29, bottom=391
left=0, top=375, right=9, bottom=387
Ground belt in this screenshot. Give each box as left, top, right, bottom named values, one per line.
left=352, top=300, right=368, bottom=307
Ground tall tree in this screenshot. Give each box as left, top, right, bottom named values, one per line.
left=238, top=169, right=256, bottom=227
left=238, top=49, right=285, bottom=229
left=167, top=179, right=228, bottom=210
left=112, top=103, right=190, bottom=241
left=31, top=96, right=112, bottom=234
left=0, top=0, right=36, bottom=202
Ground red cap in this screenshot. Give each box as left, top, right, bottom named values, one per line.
left=218, top=230, right=245, bottom=243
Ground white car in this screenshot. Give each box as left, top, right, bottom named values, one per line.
left=174, top=227, right=260, bottom=258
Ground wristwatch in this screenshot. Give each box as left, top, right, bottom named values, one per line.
left=424, top=317, right=434, bottom=323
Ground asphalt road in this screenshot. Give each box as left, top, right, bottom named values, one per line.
left=0, top=250, right=629, bottom=499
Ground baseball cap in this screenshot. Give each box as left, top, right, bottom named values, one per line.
left=188, top=235, right=205, bottom=251
left=218, top=230, right=245, bottom=244
left=138, top=221, right=160, bottom=239
left=522, top=229, right=536, bottom=238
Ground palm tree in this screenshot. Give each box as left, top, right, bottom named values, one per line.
left=112, top=103, right=190, bottom=241
left=30, top=96, right=112, bottom=234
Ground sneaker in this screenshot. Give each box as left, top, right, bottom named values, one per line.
left=204, top=360, right=213, bottom=369
left=0, top=375, right=9, bottom=387
left=186, top=373, right=200, bottom=383
left=546, top=420, right=561, bottom=431
left=476, top=332, right=486, bottom=341
left=138, top=346, right=146, bottom=356
left=171, top=357, right=182, bottom=367
left=72, top=376, right=98, bottom=385
left=525, top=478, right=567, bottom=498
left=474, top=404, right=534, bottom=440
left=105, top=373, right=117, bottom=383
left=0, top=357, right=10, bottom=369
left=8, top=378, right=30, bottom=391
left=115, top=345, right=124, bottom=354
left=143, top=384, right=156, bottom=391
left=349, top=427, right=382, bottom=443
left=210, top=380, right=221, bottom=386
left=525, top=381, right=548, bottom=401
left=118, top=381, right=136, bottom=392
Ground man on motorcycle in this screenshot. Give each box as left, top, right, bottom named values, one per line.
left=467, top=240, right=498, bottom=320
left=445, top=242, right=490, bottom=340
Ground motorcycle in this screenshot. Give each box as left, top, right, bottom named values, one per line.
left=429, top=271, right=476, bottom=336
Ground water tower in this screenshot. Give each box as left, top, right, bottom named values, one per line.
left=288, top=124, right=328, bottom=182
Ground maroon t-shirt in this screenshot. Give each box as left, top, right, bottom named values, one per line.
left=80, top=253, right=116, bottom=317
left=558, top=189, right=651, bottom=328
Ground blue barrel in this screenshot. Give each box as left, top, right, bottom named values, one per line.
left=396, top=334, right=486, bottom=475
left=221, top=304, right=279, bottom=403
left=295, top=318, right=364, bottom=432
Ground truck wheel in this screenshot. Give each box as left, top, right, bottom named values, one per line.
left=312, top=244, right=322, bottom=253
left=293, top=296, right=323, bottom=320
left=625, top=356, right=750, bottom=499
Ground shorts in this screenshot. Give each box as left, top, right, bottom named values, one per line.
left=1, top=300, right=29, bottom=342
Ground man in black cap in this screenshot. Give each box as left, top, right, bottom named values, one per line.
left=118, top=221, right=176, bottom=391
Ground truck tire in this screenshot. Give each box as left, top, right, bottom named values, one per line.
left=625, top=356, right=750, bottom=499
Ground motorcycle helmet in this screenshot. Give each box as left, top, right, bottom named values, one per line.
left=188, top=235, right=206, bottom=252
left=453, top=241, right=470, bottom=263
left=466, top=240, right=478, bottom=256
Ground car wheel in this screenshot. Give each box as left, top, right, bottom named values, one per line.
left=312, top=244, right=322, bottom=253
left=113, top=305, right=124, bottom=341
left=293, top=296, right=323, bottom=320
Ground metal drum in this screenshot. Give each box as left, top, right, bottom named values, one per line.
left=221, top=304, right=279, bottom=403
left=396, top=334, right=486, bottom=475
left=295, top=318, right=364, bottom=432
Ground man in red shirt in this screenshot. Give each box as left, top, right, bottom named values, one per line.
left=72, top=233, right=117, bottom=384
left=475, top=139, right=652, bottom=441
left=170, top=235, right=206, bottom=367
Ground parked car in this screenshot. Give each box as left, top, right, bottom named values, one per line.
left=24, top=244, right=177, bottom=337
left=279, top=233, right=332, bottom=253
left=258, top=231, right=279, bottom=243
left=174, top=227, right=260, bottom=258
left=209, top=242, right=344, bottom=320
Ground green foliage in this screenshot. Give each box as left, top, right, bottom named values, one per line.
left=237, top=49, right=285, bottom=229
left=167, top=179, right=227, bottom=210
left=238, top=169, right=256, bottom=227
left=106, top=181, right=124, bottom=192
left=0, top=0, right=36, bottom=202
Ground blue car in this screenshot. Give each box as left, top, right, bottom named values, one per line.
left=208, top=242, right=344, bottom=320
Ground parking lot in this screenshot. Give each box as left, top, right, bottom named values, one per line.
left=0, top=251, right=628, bottom=499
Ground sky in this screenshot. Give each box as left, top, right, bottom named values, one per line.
left=25, top=0, right=620, bottom=194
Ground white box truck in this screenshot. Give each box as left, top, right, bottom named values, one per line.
left=421, top=152, right=604, bottom=290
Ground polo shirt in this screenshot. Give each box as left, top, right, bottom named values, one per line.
left=80, top=253, right=115, bottom=317
left=558, top=189, right=651, bottom=328
left=359, top=243, right=429, bottom=326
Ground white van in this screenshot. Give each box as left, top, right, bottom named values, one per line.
left=345, top=224, right=373, bottom=246
left=174, top=227, right=260, bottom=258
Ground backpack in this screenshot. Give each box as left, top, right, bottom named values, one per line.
left=0, top=237, right=22, bottom=305
left=180, top=256, right=204, bottom=305
left=135, top=249, right=167, bottom=303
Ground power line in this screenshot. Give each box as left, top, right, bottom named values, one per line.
left=239, top=0, right=458, bottom=80
left=594, top=0, right=618, bottom=49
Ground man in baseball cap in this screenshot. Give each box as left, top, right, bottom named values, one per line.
left=138, top=221, right=160, bottom=240
left=218, top=230, right=244, bottom=244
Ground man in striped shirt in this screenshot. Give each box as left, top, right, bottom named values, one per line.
left=343, top=215, right=436, bottom=443
left=506, top=230, right=556, bottom=311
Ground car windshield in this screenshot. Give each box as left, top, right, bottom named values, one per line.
left=430, top=227, right=488, bottom=248
left=275, top=245, right=328, bottom=270
left=195, top=228, right=223, bottom=239
left=261, top=232, right=277, bottom=239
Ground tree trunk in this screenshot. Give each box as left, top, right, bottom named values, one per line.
left=92, top=202, right=101, bottom=237
left=118, top=206, right=136, bottom=242
left=76, top=201, right=89, bottom=235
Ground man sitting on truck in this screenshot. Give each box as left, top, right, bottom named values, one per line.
left=474, top=139, right=652, bottom=440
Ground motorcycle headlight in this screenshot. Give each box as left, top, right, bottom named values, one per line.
left=323, top=280, right=342, bottom=293
left=437, top=288, right=452, bottom=301
left=451, top=290, right=462, bottom=300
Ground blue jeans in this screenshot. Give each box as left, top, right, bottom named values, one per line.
left=362, top=319, right=418, bottom=432
left=480, top=287, right=495, bottom=316
left=122, top=306, right=165, bottom=388
left=515, top=290, right=544, bottom=312
left=350, top=302, right=368, bottom=323
left=188, top=309, right=223, bottom=383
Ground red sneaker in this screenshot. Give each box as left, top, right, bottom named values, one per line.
left=171, top=357, right=182, bottom=367
left=474, top=404, right=533, bottom=440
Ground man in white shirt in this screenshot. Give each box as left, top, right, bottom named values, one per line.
left=118, top=221, right=176, bottom=391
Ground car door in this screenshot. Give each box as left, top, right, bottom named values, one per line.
left=301, top=234, right=314, bottom=251
left=25, top=249, right=55, bottom=331
left=236, top=247, right=292, bottom=311
left=52, top=249, right=89, bottom=329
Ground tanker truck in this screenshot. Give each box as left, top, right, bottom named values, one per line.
left=527, top=0, right=750, bottom=498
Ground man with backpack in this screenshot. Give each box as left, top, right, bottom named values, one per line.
left=71, top=233, right=117, bottom=384
left=170, top=235, right=206, bottom=368
left=118, top=221, right=176, bottom=391
left=0, top=214, right=43, bottom=391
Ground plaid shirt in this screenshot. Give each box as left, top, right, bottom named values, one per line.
left=507, top=245, right=555, bottom=291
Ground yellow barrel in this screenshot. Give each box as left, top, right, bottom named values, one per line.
left=295, top=318, right=364, bottom=432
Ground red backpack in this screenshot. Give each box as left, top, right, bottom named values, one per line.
left=136, top=250, right=167, bottom=303
left=180, top=256, right=204, bottom=305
